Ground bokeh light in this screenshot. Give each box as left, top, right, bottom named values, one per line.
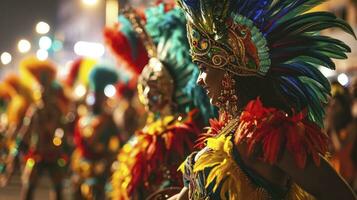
left=82, top=0, right=99, bottom=6
left=36, top=49, right=48, bottom=61
left=337, top=73, right=349, bottom=86
left=36, top=21, right=50, bottom=34
left=18, top=39, right=31, bottom=53
left=39, top=36, right=52, bottom=50
left=75, top=84, right=87, bottom=98
left=104, top=84, right=116, bottom=98
left=1, top=52, right=12, bottom=65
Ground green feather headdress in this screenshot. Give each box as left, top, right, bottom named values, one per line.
left=115, top=4, right=217, bottom=120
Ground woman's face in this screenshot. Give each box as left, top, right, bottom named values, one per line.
left=139, top=80, right=169, bottom=113
left=137, top=59, right=174, bottom=113
left=196, top=64, right=225, bottom=106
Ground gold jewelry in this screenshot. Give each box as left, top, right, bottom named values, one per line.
left=217, top=72, right=239, bottom=119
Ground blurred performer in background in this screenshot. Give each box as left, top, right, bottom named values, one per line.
left=71, top=66, right=122, bottom=200
left=1, top=74, right=34, bottom=139
left=170, top=0, right=357, bottom=199
left=349, top=77, right=357, bottom=192
left=17, top=57, right=70, bottom=200
left=62, top=58, right=99, bottom=155
left=114, top=81, right=142, bottom=142
left=325, top=81, right=356, bottom=187
left=0, top=74, right=35, bottom=187
left=104, top=3, right=216, bottom=199
left=0, top=81, right=14, bottom=181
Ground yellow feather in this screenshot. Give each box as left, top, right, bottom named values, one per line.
left=178, top=159, right=186, bottom=173
left=189, top=119, right=316, bottom=200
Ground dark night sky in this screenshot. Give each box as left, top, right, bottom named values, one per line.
left=0, top=0, right=59, bottom=53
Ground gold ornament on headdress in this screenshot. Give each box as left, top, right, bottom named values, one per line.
left=186, top=16, right=270, bottom=77
left=122, top=7, right=157, bottom=58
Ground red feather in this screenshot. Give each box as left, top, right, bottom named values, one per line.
left=65, top=58, right=82, bottom=87
left=103, top=25, right=149, bottom=76
left=126, top=110, right=200, bottom=196
left=235, top=98, right=329, bottom=168
left=195, top=112, right=229, bottom=149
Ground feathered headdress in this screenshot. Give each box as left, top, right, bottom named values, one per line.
left=64, top=57, right=97, bottom=89
left=144, top=4, right=217, bottom=117
left=88, top=65, right=119, bottom=93
left=2, top=74, right=35, bottom=125
left=19, top=56, right=57, bottom=86
left=2, top=73, right=34, bottom=102
left=177, top=0, right=356, bottom=127
left=105, top=4, right=216, bottom=119
left=104, top=15, right=149, bottom=76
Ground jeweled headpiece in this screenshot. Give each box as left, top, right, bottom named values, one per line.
left=186, top=15, right=270, bottom=76
left=177, top=0, right=356, bottom=127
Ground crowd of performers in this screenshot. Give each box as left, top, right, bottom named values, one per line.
left=1, top=0, right=357, bottom=199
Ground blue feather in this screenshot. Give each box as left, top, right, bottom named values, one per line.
left=183, top=0, right=200, bottom=10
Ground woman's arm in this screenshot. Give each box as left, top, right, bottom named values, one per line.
left=277, top=151, right=356, bottom=200
left=167, top=187, right=189, bottom=200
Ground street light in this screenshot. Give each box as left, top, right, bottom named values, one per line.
left=18, top=39, right=31, bottom=53
left=1, top=52, right=12, bottom=65
left=36, top=21, right=50, bottom=34
left=82, top=0, right=99, bottom=6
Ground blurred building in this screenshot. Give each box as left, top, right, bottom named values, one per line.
left=55, top=0, right=106, bottom=66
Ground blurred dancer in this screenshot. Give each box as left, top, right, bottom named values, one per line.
left=171, top=0, right=357, bottom=199
left=114, top=81, right=143, bottom=142
left=349, top=77, right=357, bottom=192
left=18, top=57, right=70, bottom=200
left=0, top=74, right=35, bottom=187
left=0, top=81, right=13, bottom=180
left=1, top=74, right=34, bottom=139
left=325, top=81, right=355, bottom=184
left=71, top=66, right=122, bottom=200
left=104, top=4, right=215, bottom=199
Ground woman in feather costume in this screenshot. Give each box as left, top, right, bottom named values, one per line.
left=0, top=74, right=34, bottom=187
left=104, top=3, right=216, bottom=199
left=71, top=66, right=122, bottom=200
left=16, top=57, right=70, bottom=200
left=169, top=0, right=357, bottom=199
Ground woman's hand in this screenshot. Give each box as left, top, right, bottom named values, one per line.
left=277, top=151, right=357, bottom=200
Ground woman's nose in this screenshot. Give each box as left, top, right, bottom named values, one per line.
left=196, top=72, right=205, bottom=86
